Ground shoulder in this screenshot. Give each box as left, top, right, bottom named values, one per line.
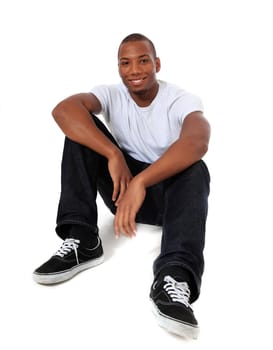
left=160, top=80, right=200, bottom=100
left=158, top=81, right=204, bottom=124
left=158, top=80, right=203, bottom=109
left=166, top=83, right=203, bottom=110
left=90, top=83, right=128, bottom=104
left=90, top=83, right=130, bottom=103
left=90, top=83, right=123, bottom=95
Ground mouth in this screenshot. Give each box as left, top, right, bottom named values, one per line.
left=128, top=77, right=146, bottom=86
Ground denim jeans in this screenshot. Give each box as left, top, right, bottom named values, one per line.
left=56, top=116, right=210, bottom=302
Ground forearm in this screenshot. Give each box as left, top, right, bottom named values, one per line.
left=52, top=101, right=120, bottom=159
left=135, top=138, right=208, bottom=188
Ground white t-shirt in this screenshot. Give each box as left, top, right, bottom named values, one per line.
left=90, top=80, right=203, bottom=163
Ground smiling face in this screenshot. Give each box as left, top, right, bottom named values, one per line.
left=118, top=40, right=161, bottom=105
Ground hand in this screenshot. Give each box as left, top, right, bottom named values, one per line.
left=108, top=152, right=133, bottom=204
left=114, top=178, right=146, bottom=239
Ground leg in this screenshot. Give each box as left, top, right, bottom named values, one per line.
left=56, top=116, right=118, bottom=241
left=153, top=160, right=210, bottom=302
left=33, top=116, right=118, bottom=284
left=55, top=137, right=100, bottom=239
left=150, top=160, right=210, bottom=338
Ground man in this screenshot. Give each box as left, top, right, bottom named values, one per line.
left=33, top=33, right=210, bottom=339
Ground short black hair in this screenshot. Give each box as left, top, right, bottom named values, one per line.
left=118, top=33, right=157, bottom=58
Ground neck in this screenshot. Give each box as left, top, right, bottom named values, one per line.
left=130, top=82, right=159, bottom=107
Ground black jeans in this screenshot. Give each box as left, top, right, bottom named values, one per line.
left=56, top=116, right=210, bottom=302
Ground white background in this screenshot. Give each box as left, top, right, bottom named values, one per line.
left=1, top=0, right=272, bottom=348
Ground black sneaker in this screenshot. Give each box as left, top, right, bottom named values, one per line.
left=33, top=237, right=104, bottom=284
left=150, top=275, right=199, bottom=339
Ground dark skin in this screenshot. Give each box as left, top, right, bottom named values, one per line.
left=52, top=40, right=211, bottom=238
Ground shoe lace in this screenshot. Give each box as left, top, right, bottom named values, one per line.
left=54, top=238, right=80, bottom=265
left=163, top=275, right=191, bottom=307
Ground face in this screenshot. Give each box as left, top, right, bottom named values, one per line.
left=118, top=40, right=161, bottom=99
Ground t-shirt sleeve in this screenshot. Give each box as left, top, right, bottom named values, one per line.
left=172, top=92, right=204, bottom=125
left=180, top=93, right=204, bottom=124
left=89, top=85, right=110, bottom=121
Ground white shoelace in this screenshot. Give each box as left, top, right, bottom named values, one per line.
left=163, top=275, right=191, bottom=307
left=54, top=238, right=80, bottom=265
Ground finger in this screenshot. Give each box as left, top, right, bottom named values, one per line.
left=114, top=211, right=121, bottom=238
left=115, top=181, right=126, bottom=206
left=116, top=205, right=132, bottom=238
left=122, top=207, right=135, bottom=237
left=122, top=206, right=132, bottom=237
left=128, top=210, right=137, bottom=236
left=112, top=180, right=120, bottom=202
left=114, top=206, right=127, bottom=238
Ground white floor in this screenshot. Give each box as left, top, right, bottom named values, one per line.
left=2, top=188, right=272, bottom=350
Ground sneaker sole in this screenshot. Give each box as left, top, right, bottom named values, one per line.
left=150, top=299, right=199, bottom=339
left=32, top=255, right=104, bottom=285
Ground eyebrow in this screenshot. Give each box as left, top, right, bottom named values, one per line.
left=119, top=54, right=150, bottom=61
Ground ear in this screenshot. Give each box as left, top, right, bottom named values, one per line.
left=155, top=57, right=161, bottom=73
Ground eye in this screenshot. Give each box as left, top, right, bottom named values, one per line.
left=120, top=61, right=129, bottom=66
left=140, top=58, right=149, bottom=64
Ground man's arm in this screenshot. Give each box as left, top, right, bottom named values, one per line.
left=52, top=93, right=116, bottom=158
left=114, top=111, right=210, bottom=237
left=52, top=93, right=132, bottom=202
left=135, top=111, right=210, bottom=187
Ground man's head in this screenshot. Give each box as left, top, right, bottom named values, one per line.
left=118, top=33, right=161, bottom=102
left=118, top=33, right=157, bottom=59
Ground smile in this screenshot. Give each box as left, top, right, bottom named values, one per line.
left=128, top=78, right=145, bottom=86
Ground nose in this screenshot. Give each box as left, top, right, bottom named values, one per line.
left=130, top=60, right=142, bottom=75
